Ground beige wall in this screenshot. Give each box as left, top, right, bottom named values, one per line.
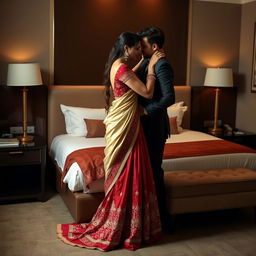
left=0, top=0, right=51, bottom=85
left=189, top=1, right=241, bottom=85
left=188, top=0, right=241, bottom=130
left=190, top=0, right=256, bottom=133
left=0, top=0, right=50, bottom=140
left=236, top=1, right=256, bottom=132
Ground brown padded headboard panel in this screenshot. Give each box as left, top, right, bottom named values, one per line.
left=48, top=85, right=191, bottom=147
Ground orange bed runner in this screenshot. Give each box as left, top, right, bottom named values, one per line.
left=63, top=140, right=256, bottom=185
left=163, top=140, right=256, bottom=159
left=62, top=147, right=105, bottom=185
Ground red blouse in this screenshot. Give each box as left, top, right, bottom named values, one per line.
left=113, top=64, right=134, bottom=98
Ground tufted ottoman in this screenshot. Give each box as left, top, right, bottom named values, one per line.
left=164, top=168, right=256, bottom=215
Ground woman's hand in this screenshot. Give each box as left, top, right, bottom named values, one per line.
left=148, top=50, right=165, bottom=72
left=132, top=55, right=144, bottom=73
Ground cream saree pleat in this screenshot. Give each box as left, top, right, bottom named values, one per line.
left=104, top=89, right=139, bottom=195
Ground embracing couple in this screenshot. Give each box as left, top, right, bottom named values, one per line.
left=57, top=26, right=175, bottom=251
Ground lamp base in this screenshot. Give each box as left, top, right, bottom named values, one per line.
left=208, top=127, right=223, bottom=136
left=18, top=135, right=34, bottom=143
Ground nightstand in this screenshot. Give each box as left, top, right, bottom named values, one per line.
left=0, top=137, right=46, bottom=203
left=216, top=130, right=256, bottom=150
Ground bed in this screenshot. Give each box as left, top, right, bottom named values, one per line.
left=48, top=85, right=256, bottom=223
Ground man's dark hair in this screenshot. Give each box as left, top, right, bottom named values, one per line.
left=137, top=26, right=165, bottom=48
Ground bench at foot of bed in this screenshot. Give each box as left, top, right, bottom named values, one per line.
left=164, top=167, right=256, bottom=217
left=57, top=167, right=256, bottom=224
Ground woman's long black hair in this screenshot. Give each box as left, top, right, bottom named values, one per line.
left=103, top=32, right=141, bottom=111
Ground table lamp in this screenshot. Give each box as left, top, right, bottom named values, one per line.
left=7, top=63, right=43, bottom=142
left=204, top=67, right=233, bottom=135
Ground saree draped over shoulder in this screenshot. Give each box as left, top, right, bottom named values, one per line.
left=104, top=89, right=140, bottom=195
left=56, top=63, right=162, bottom=251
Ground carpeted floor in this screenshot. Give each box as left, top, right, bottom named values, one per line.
left=0, top=193, right=256, bottom=256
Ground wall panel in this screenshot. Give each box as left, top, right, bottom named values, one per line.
left=54, top=0, right=189, bottom=85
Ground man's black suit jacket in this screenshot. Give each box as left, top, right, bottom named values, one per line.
left=138, top=57, right=175, bottom=139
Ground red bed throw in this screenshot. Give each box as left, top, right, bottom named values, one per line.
left=62, top=147, right=105, bottom=185
left=62, top=140, right=256, bottom=185
left=163, top=140, right=256, bottom=159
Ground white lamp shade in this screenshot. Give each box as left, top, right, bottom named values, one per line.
left=7, top=63, right=43, bottom=86
left=204, top=68, right=233, bottom=88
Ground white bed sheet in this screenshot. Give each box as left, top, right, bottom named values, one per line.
left=50, top=130, right=256, bottom=193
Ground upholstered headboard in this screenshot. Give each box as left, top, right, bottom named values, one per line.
left=47, top=85, right=191, bottom=147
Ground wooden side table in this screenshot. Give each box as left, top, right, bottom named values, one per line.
left=0, top=137, right=46, bottom=203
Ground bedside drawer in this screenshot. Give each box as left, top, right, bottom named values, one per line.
left=0, top=149, right=41, bottom=166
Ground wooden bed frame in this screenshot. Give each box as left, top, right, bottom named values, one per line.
left=48, top=85, right=191, bottom=223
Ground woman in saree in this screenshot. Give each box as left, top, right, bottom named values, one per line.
left=57, top=32, right=164, bottom=251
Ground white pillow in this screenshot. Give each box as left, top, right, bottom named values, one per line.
left=167, top=102, right=187, bottom=132
left=60, top=104, right=106, bottom=136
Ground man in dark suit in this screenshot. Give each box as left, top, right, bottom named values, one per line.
left=137, top=27, right=175, bottom=232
